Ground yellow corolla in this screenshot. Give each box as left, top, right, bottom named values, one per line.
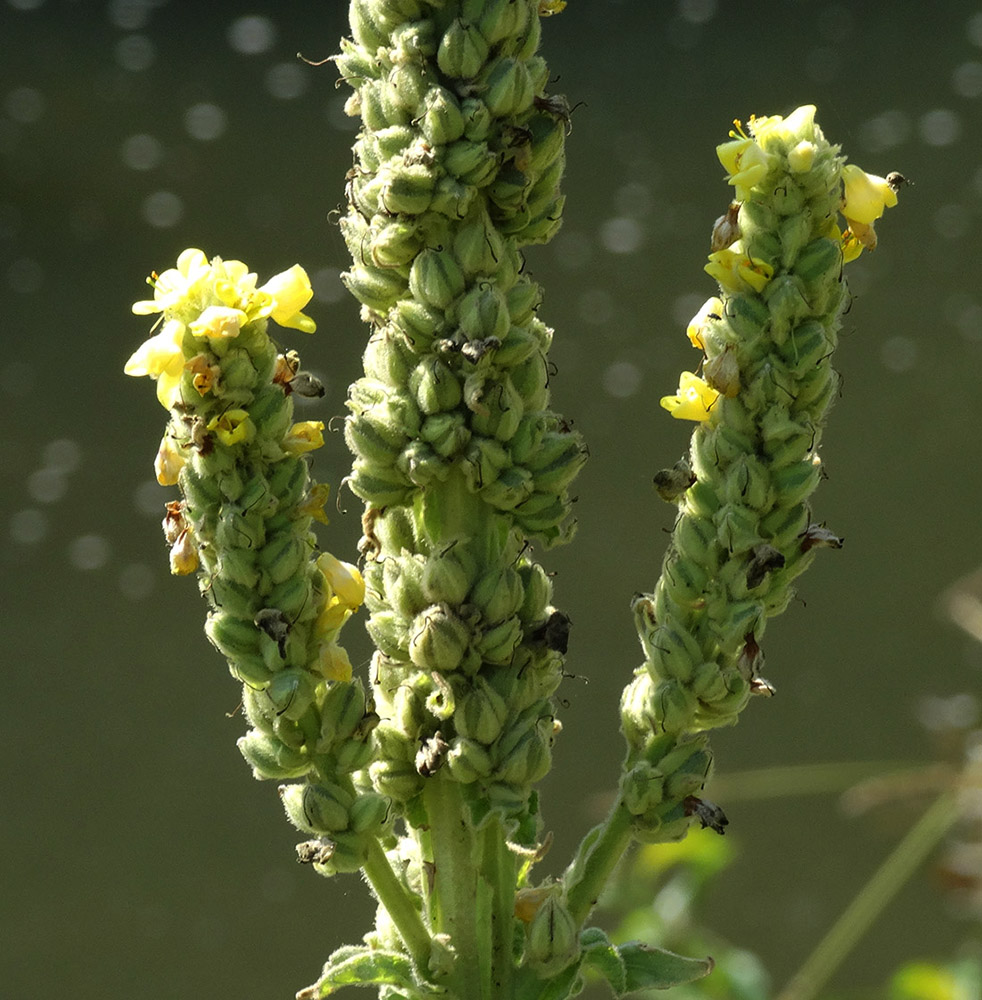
left=716, top=137, right=770, bottom=201
left=840, top=164, right=898, bottom=225
left=686, top=296, right=723, bottom=351
left=132, top=248, right=210, bottom=316
left=283, top=420, right=325, bottom=455
left=704, top=246, right=774, bottom=294
left=660, top=371, right=720, bottom=422
left=123, top=317, right=187, bottom=409
left=259, top=264, right=316, bottom=333
left=750, top=104, right=817, bottom=149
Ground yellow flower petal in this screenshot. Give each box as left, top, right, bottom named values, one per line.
left=259, top=264, right=316, bottom=333
left=154, top=435, right=186, bottom=486
left=316, top=641, right=353, bottom=682
left=207, top=409, right=255, bottom=446
left=841, top=163, right=898, bottom=225
left=716, top=137, right=770, bottom=201
left=283, top=419, right=325, bottom=455
left=750, top=104, right=816, bottom=148
left=660, top=371, right=720, bottom=422
left=189, top=305, right=248, bottom=339
left=705, top=247, right=774, bottom=294
left=686, top=296, right=724, bottom=351
left=317, top=551, right=365, bottom=611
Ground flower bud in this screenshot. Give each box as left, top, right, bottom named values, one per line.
left=380, top=163, right=436, bottom=216
left=342, top=264, right=409, bottom=315
left=319, top=679, right=369, bottom=746
left=408, top=248, right=466, bottom=310
left=437, top=19, right=490, bottom=80
left=238, top=730, right=311, bottom=780
left=348, top=792, right=391, bottom=835
left=279, top=781, right=353, bottom=835
left=266, top=668, right=318, bottom=722
left=525, top=894, right=578, bottom=977
left=455, top=681, right=509, bottom=744
left=483, top=57, right=534, bottom=118
left=445, top=736, right=494, bottom=781
left=408, top=604, right=471, bottom=673
left=420, top=86, right=465, bottom=146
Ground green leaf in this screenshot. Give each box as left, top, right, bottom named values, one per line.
left=580, top=927, right=627, bottom=997
left=619, top=941, right=714, bottom=992
left=514, top=959, right=584, bottom=1000
left=298, top=945, right=417, bottom=998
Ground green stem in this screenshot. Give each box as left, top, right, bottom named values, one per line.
left=775, top=788, right=960, bottom=1000
left=424, top=776, right=490, bottom=1000
left=362, top=837, right=434, bottom=974
left=482, top=820, right=517, bottom=998
left=564, top=798, right=634, bottom=928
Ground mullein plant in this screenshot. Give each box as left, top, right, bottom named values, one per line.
left=124, top=2, right=902, bottom=998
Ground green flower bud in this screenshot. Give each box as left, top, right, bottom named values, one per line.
left=517, top=562, right=553, bottom=623
left=437, top=19, right=490, bottom=80
left=621, top=762, right=666, bottom=816
left=461, top=96, right=492, bottom=140
left=455, top=681, right=509, bottom=744
left=445, top=736, right=493, bottom=781
left=420, top=86, right=465, bottom=146
left=370, top=757, right=424, bottom=802
left=457, top=285, right=511, bottom=342
left=421, top=547, right=475, bottom=605
left=483, top=57, right=534, bottom=118
left=345, top=414, right=406, bottom=468
left=420, top=412, right=471, bottom=458
left=384, top=552, right=428, bottom=621
left=238, top=730, right=311, bottom=780
left=526, top=895, right=578, bottom=977
left=393, top=298, right=444, bottom=347
left=524, top=433, right=587, bottom=495
left=469, top=375, right=524, bottom=441
left=345, top=460, right=415, bottom=507
left=477, top=615, right=523, bottom=665
left=258, top=531, right=306, bottom=586
left=369, top=219, right=424, bottom=268
left=342, top=264, right=410, bottom=314
left=316, top=678, right=370, bottom=749
left=266, top=668, right=318, bottom=722
left=654, top=679, right=698, bottom=734
left=384, top=62, right=428, bottom=116
left=397, top=439, right=453, bottom=486
left=443, top=139, right=500, bottom=187
left=470, top=566, right=524, bottom=623
left=380, top=163, right=436, bottom=216
left=279, top=781, right=353, bottom=835
left=366, top=609, right=412, bottom=661
left=478, top=464, right=533, bottom=510
left=408, top=604, right=471, bottom=673
left=452, top=209, right=507, bottom=280
left=411, top=357, right=463, bottom=414
left=205, top=611, right=260, bottom=661
left=349, top=0, right=387, bottom=50
left=409, top=248, right=466, bottom=310
left=348, top=792, right=391, bottom=835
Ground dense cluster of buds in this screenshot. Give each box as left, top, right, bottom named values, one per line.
left=126, top=249, right=386, bottom=875
left=620, top=106, right=900, bottom=840
left=335, top=0, right=585, bottom=827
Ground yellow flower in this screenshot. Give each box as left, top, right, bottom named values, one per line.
left=705, top=246, right=774, bottom=294
left=316, top=641, right=353, bottom=682
left=132, top=248, right=210, bottom=316
left=207, top=409, right=255, bottom=447
left=660, top=371, right=720, bottom=422
left=716, top=137, right=770, bottom=201
left=538, top=0, right=566, bottom=13
left=169, top=527, right=199, bottom=575
left=840, top=164, right=898, bottom=225
left=124, top=317, right=187, bottom=409
left=283, top=419, right=325, bottom=455
left=787, top=139, right=817, bottom=173
left=317, top=552, right=365, bottom=611
left=750, top=104, right=817, bottom=149
left=686, top=296, right=723, bottom=351
left=298, top=482, right=331, bottom=525
left=154, top=435, right=186, bottom=486
left=259, top=264, right=316, bottom=333
left=189, top=305, right=248, bottom=339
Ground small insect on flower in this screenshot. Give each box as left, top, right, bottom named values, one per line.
left=684, top=795, right=729, bottom=835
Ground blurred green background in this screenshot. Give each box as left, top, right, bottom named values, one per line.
left=3, top=1, right=981, bottom=997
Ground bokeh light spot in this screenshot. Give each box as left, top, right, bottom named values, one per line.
left=184, top=102, right=227, bottom=141
left=69, top=534, right=111, bottom=570
left=141, top=190, right=183, bottom=228
left=228, top=14, right=276, bottom=55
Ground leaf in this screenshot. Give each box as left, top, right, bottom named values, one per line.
left=581, top=927, right=628, bottom=996
left=296, top=945, right=417, bottom=998
left=619, top=941, right=714, bottom=992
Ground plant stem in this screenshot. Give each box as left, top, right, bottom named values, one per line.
left=424, top=776, right=491, bottom=1000
left=775, top=788, right=960, bottom=1000
left=482, top=819, right=517, bottom=998
left=564, top=797, right=634, bottom=928
left=362, top=837, right=434, bottom=974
